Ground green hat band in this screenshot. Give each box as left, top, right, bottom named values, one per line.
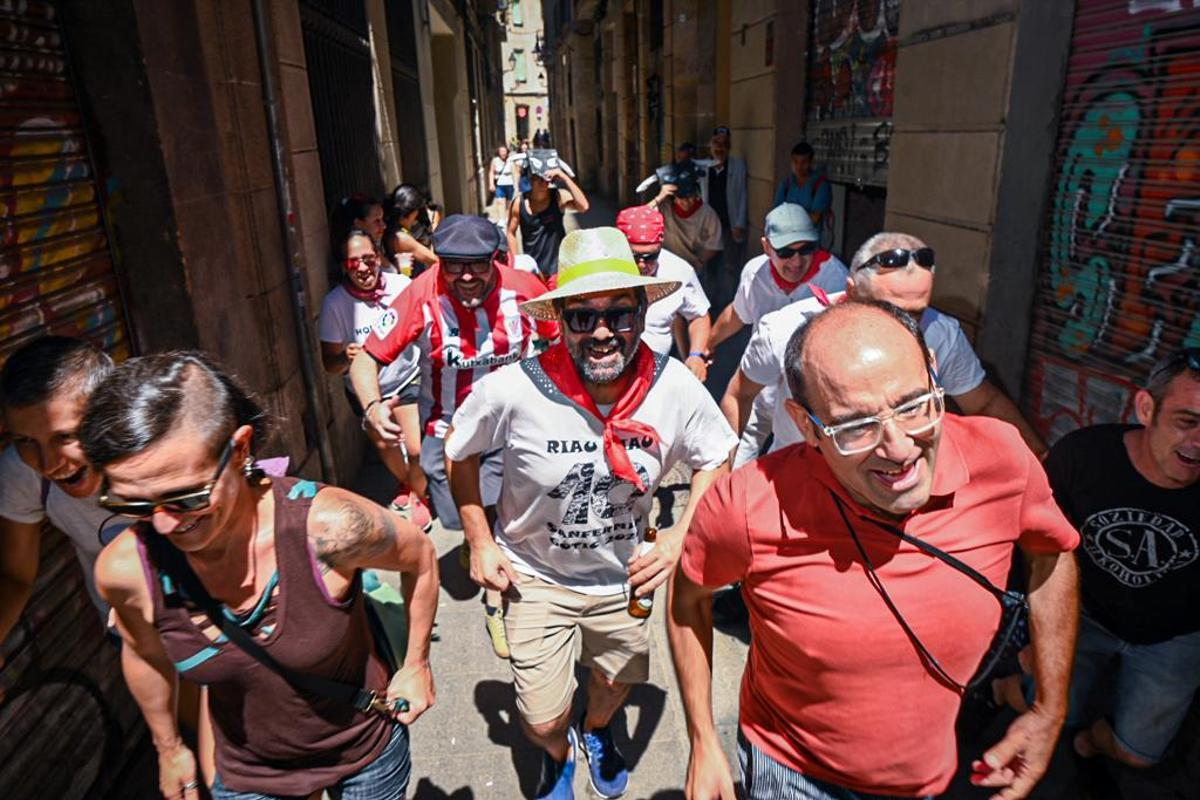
left=557, top=257, right=639, bottom=287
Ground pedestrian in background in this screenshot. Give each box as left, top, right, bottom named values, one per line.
left=649, top=160, right=722, bottom=278
left=331, top=193, right=387, bottom=259
left=489, top=145, right=515, bottom=206
left=384, top=183, right=438, bottom=276
left=319, top=227, right=431, bottom=532
left=773, top=141, right=831, bottom=226
left=508, top=151, right=590, bottom=279
left=701, top=125, right=748, bottom=308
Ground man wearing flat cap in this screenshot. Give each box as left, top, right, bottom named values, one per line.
left=445, top=228, right=736, bottom=800
left=352, top=213, right=557, bottom=659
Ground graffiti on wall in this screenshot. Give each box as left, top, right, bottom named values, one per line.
left=1028, top=1, right=1200, bottom=441
left=807, top=0, right=900, bottom=186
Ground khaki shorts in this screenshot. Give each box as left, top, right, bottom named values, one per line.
left=503, top=573, right=651, bottom=725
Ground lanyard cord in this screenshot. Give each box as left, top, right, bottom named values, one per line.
left=830, top=492, right=967, bottom=693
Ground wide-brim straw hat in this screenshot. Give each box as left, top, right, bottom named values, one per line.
left=520, top=227, right=680, bottom=321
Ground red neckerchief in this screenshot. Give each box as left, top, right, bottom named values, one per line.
left=769, top=249, right=831, bottom=293
left=672, top=199, right=702, bottom=219
left=539, top=341, right=660, bottom=492
left=345, top=272, right=387, bottom=302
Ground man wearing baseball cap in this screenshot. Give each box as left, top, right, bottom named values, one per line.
left=444, top=228, right=736, bottom=799
left=649, top=160, right=723, bottom=276
left=352, top=213, right=557, bottom=658
left=709, top=203, right=849, bottom=466
left=615, top=205, right=713, bottom=381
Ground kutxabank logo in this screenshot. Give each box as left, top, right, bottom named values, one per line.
left=1082, top=507, right=1197, bottom=588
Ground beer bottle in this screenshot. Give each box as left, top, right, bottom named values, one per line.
left=627, top=527, right=658, bottom=618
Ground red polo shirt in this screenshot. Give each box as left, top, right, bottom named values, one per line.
left=681, top=414, right=1078, bottom=796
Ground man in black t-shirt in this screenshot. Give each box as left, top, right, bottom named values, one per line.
left=1044, top=347, right=1200, bottom=768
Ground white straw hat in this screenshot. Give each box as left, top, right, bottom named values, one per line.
left=520, top=227, right=681, bottom=321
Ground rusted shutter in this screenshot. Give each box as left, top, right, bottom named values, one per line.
left=1024, top=0, right=1200, bottom=443
left=806, top=0, right=900, bottom=187
left=0, top=0, right=130, bottom=363
left=0, top=4, right=148, bottom=798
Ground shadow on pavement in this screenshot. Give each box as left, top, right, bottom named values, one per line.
left=410, top=777, right=476, bottom=799
left=438, top=543, right=482, bottom=601
left=473, top=678, right=547, bottom=798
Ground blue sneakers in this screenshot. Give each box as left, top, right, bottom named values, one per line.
left=535, top=726, right=577, bottom=799
left=578, top=722, right=629, bottom=798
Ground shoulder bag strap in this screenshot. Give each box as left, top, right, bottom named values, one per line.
left=829, top=492, right=965, bottom=692
left=144, top=535, right=382, bottom=714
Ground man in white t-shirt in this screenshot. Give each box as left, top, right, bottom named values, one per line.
left=0, top=337, right=128, bottom=640
left=706, top=203, right=849, bottom=465
left=724, top=232, right=1048, bottom=458
left=445, top=228, right=735, bottom=800
left=615, top=204, right=712, bottom=381
left=649, top=160, right=723, bottom=274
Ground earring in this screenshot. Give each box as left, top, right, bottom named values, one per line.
left=242, top=457, right=256, bottom=479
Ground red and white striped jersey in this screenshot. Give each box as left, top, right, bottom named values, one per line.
left=364, top=265, right=558, bottom=437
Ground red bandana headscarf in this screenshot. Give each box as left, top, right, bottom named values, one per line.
left=616, top=205, right=665, bottom=245
left=538, top=341, right=660, bottom=492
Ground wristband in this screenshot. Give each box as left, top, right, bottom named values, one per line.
left=688, top=351, right=707, bottom=359
left=363, top=398, right=382, bottom=415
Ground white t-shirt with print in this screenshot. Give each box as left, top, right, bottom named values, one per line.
left=318, top=278, right=421, bottom=396
left=445, top=353, right=736, bottom=595
left=739, top=292, right=988, bottom=450
left=0, top=447, right=129, bottom=622
left=641, top=248, right=711, bottom=355
left=731, top=251, right=849, bottom=327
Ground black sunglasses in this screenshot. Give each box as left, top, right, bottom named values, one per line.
left=861, top=247, right=936, bottom=271
left=632, top=251, right=660, bottom=265
left=775, top=242, right=818, bottom=259
left=441, top=258, right=494, bottom=276
left=561, top=305, right=642, bottom=334
left=99, top=439, right=235, bottom=518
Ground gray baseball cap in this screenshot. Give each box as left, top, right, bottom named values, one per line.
left=764, top=203, right=818, bottom=249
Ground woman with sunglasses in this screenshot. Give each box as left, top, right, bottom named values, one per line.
left=320, top=228, right=432, bottom=530
left=82, top=352, right=438, bottom=800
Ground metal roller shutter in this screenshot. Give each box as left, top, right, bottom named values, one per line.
left=806, top=0, right=901, bottom=187
left=0, top=4, right=148, bottom=798
left=1024, top=0, right=1200, bottom=444
left=0, top=0, right=130, bottom=364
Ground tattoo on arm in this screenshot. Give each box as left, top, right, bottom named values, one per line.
left=311, top=498, right=399, bottom=573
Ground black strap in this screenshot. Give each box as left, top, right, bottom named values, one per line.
left=145, top=534, right=377, bottom=713
left=830, top=492, right=1007, bottom=601
left=830, top=494, right=965, bottom=691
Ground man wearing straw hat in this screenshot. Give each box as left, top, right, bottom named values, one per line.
left=445, top=228, right=736, bottom=800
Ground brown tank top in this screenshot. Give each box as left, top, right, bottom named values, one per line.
left=136, top=477, right=391, bottom=796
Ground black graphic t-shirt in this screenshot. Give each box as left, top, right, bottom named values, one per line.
left=1045, top=423, right=1200, bottom=643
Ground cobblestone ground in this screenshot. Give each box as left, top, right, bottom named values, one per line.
left=353, top=459, right=749, bottom=800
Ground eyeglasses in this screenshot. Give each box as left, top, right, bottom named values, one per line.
left=805, top=377, right=946, bottom=456
left=441, top=258, right=494, bottom=276
left=99, top=439, right=235, bottom=518
left=344, top=254, right=381, bottom=270
left=561, top=305, right=642, bottom=334
left=860, top=247, right=936, bottom=271
left=775, top=242, right=817, bottom=260
left=632, top=251, right=660, bottom=266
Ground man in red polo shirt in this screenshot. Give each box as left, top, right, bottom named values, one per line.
left=668, top=300, right=1080, bottom=800
left=351, top=213, right=556, bottom=658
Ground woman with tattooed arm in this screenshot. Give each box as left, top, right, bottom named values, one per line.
left=82, top=351, right=438, bottom=800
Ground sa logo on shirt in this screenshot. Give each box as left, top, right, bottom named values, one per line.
left=372, top=309, right=399, bottom=339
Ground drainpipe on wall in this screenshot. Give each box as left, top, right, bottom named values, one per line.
left=250, top=0, right=338, bottom=483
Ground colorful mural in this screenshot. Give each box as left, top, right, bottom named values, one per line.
left=806, top=0, right=900, bottom=186
left=1027, top=0, right=1200, bottom=442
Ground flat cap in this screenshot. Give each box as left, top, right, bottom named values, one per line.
left=432, top=214, right=502, bottom=260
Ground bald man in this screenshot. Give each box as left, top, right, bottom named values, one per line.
left=669, top=300, right=1080, bottom=800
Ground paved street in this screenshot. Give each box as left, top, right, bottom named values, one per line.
left=353, top=458, right=749, bottom=800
